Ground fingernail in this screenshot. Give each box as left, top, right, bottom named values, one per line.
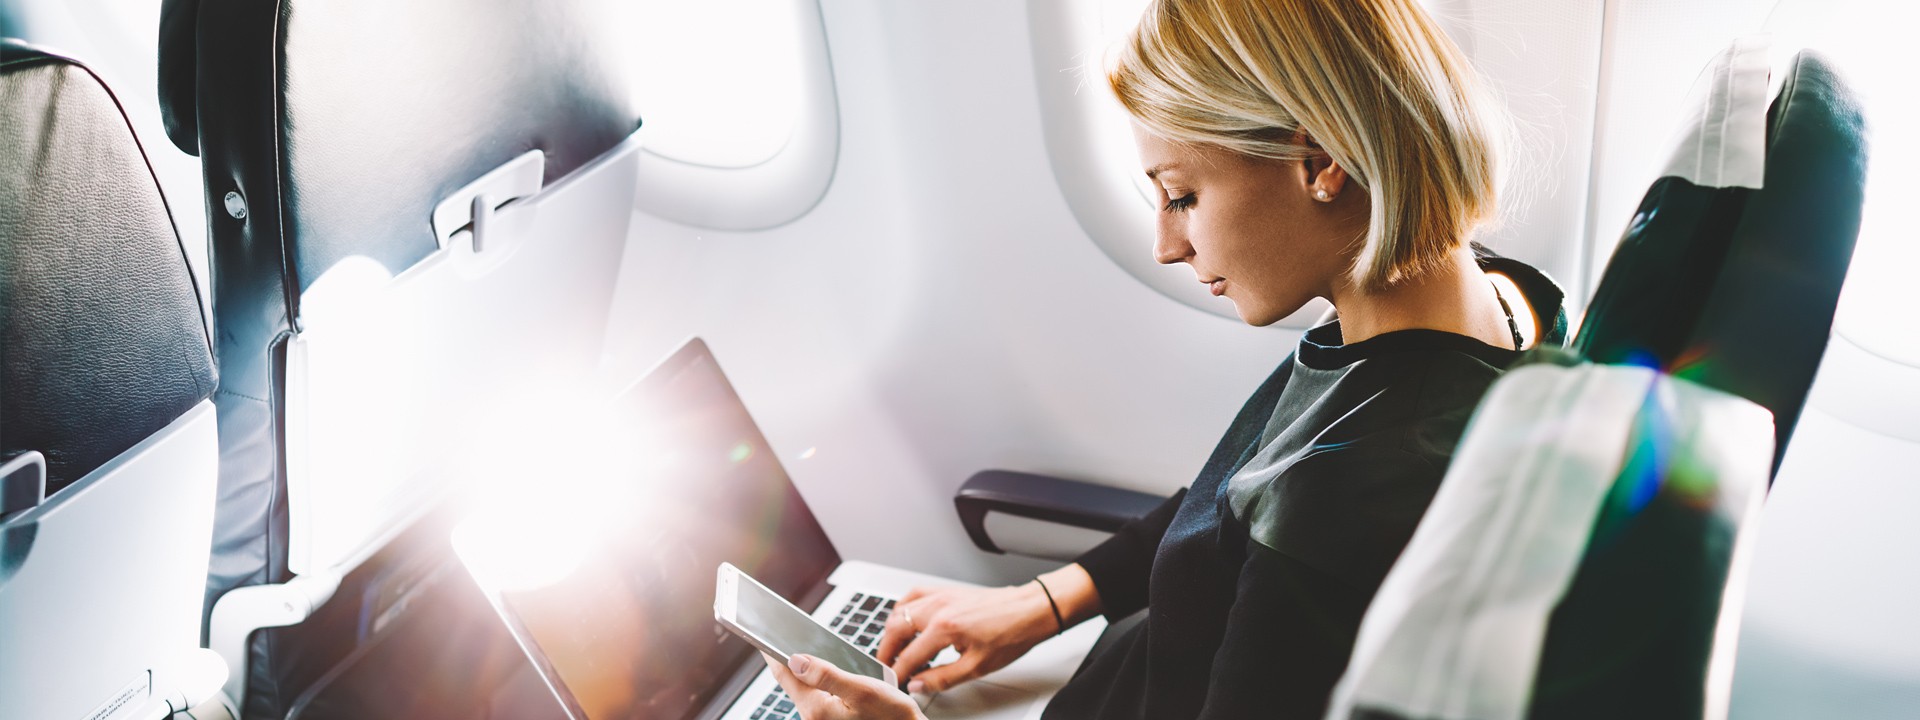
left=789, top=654, right=811, bottom=674
left=907, top=680, right=926, bottom=694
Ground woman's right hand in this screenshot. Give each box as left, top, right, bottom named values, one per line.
left=875, top=565, right=1101, bottom=693
left=766, top=653, right=926, bottom=720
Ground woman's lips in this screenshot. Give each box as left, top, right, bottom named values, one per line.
left=1209, top=279, right=1226, bottom=296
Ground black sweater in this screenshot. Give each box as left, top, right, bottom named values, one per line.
left=1042, top=257, right=1565, bottom=720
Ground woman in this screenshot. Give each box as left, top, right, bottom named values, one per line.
left=767, top=0, right=1565, bottom=717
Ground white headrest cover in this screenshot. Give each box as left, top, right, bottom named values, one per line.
left=1328, top=363, right=1773, bottom=720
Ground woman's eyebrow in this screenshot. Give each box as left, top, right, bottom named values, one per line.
left=1145, top=163, right=1177, bottom=179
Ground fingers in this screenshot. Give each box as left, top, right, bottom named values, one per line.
left=907, top=654, right=984, bottom=694
left=875, top=600, right=921, bottom=665
left=764, top=654, right=840, bottom=716
left=888, top=622, right=952, bottom=685
left=878, top=594, right=944, bottom=665
left=766, top=654, right=876, bottom=720
left=771, top=654, right=925, bottom=720
left=787, top=654, right=877, bottom=701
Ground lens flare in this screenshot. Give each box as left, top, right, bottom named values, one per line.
left=450, top=386, right=669, bottom=593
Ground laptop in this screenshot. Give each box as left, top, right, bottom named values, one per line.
left=458, top=337, right=1104, bottom=720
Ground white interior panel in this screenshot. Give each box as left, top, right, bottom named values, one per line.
left=0, top=402, right=218, bottom=720
left=1730, top=406, right=1920, bottom=717
left=289, top=137, right=639, bottom=575
left=1724, top=9, right=1920, bottom=708
left=980, top=513, right=1120, bottom=564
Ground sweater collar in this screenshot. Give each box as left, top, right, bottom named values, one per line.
left=1295, top=253, right=1566, bottom=371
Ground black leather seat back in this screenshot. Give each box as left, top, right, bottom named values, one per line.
left=1576, top=51, right=1867, bottom=474
left=157, top=2, right=638, bottom=716
left=0, top=40, right=215, bottom=495
left=1533, top=51, right=1866, bottom=719
left=160, top=0, right=638, bottom=291
left=1333, top=51, right=1866, bottom=720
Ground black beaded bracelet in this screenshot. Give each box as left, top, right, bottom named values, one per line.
left=1033, top=577, right=1066, bottom=636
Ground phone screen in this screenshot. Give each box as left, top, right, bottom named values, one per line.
left=730, top=568, right=890, bottom=683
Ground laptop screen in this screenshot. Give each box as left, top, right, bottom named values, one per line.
left=490, top=339, right=841, bottom=720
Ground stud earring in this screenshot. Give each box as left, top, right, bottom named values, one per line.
left=1314, top=189, right=1331, bottom=201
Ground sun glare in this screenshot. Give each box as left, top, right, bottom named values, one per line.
left=449, top=389, right=669, bottom=593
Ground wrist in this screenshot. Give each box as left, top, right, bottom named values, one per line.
left=1036, top=564, right=1101, bottom=628
left=1029, top=578, right=1066, bottom=636
left=1004, top=581, right=1055, bottom=643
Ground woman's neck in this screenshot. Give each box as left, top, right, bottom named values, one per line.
left=1328, top=246, right=1520, bottom=349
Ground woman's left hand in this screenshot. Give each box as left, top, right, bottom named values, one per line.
left=764, top=653, right=928, bottom=720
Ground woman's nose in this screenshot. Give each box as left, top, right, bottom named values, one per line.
left=1153, top=226, right=1193, bottom=265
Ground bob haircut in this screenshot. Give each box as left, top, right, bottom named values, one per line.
left=1108, top=0, right=1507, bottom=290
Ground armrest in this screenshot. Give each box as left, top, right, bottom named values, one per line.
left=954, top=470, right=1168, bottom=555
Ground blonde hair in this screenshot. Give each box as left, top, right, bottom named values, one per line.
left=1108, top=0, right=1507, bottom=289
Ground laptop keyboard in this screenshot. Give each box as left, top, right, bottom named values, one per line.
left=748, top=591, right=897, bottom=720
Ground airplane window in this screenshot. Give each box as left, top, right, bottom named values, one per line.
left=1096, top=0, right=1158, bottom=208
left=1033, top=0, right=1273, bottom=323
left=1765, top=0, right=1920, bottom=368
left=1041, top=0, right=1595, bottom=325
left=1585, top=0, right=1920, bottom=367
left=627, top=0, right=802, bottom=169
left=626, top=0, right=839, bottom=231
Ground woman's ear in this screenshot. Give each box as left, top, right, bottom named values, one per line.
left=1306, top=158, right=1351, bottom=203
left=1289, top=130, right=1350, bottom=203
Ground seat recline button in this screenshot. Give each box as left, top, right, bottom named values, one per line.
left=223, top=191, right=247, bottom=219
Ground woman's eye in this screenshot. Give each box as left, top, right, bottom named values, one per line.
left=1163, top=193, right=1196, bottom=213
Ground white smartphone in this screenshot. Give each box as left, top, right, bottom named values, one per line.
left=714, top=562, right=899, bottom=687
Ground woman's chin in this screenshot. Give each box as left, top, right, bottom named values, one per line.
left=1237, top=297, right=1315, bottom=328
left=1237, top=305, right=1283, bottom=328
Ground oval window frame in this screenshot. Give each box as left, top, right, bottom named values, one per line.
left=631, top=0, right=839, bottom=230
left=1033, top=0, right=1607, bottom=327
left=1027, top=0, right=1312, bottom=324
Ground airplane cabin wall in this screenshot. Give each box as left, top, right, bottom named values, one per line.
left=605, top=0, right=1920, bottom=711
left=601, top=0, right=1300, bottom=584
left=1716, top=1, right=1920, bottom=715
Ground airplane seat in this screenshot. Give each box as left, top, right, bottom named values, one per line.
left=157, top=0, right=642, bottom=715
left=1575, top=48, right=1866, bottom=477
left=1, top=39, right=225, bottom=718
left=949, top=37, right=1864, bottom=720
left=1329, top=41, right=1867, bottom=720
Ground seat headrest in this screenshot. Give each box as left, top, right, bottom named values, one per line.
left=1330, top=361, right=1774, bottom=720
left=166, top=0, right=639, bottom=298
left=157, top=0, right=199, bottom=154
left=0, top=40, right=216, bottom=495
left=1576, top=47, right=1867, bottom=474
